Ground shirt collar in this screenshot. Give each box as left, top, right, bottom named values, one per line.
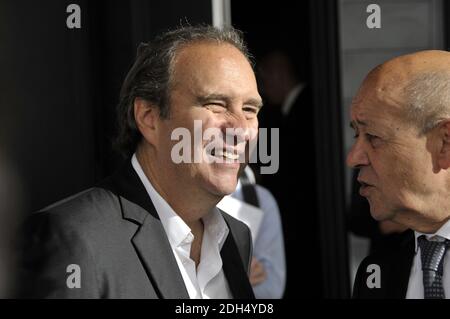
left=414, top=219, right=450, bottom=252
left=203, top=207, right=229, bottom=250
left=131, top=153, right=229, bottom=249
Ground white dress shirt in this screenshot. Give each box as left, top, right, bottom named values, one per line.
left=406, top=219, right=450, bottom=299
left=131, top=154, right=232, bottom=299
left=230, top=180, right=286, bottom=299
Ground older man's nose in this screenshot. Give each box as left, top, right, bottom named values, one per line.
left=346, top=141, right=369, bottom=168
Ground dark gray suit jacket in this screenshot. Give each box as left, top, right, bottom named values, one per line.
left=17, top=161, right=254, bottom=299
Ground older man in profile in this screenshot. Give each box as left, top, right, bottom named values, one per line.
left=17, top=25, right=262, bottom=299
left=348, top=50, right=450, bottom=299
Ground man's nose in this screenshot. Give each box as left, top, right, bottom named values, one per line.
left=346, top=139, right=369, bottom=168
left=225, top=112, right=255, bottom=143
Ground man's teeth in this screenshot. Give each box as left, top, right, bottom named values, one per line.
left=213, top=149, right=239, bottom=160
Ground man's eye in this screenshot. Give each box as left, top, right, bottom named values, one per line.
left=243, top=107, right=258, bottom=114
left=366, top=133, right=381, bottom=145
left=353, top=132, right=359, bottom=139
left=206, top=102, right=225, bottom=107
left=205, top=103, right=226, bottom=111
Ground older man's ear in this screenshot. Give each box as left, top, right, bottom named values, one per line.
left=134, top=97, right=160, bottom=146
left=436, top=120, right=450, bottom=170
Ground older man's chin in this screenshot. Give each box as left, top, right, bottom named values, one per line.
left=368, top=202, right=396, bottom=222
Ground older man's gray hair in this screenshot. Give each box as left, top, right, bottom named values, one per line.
left=405, top=71, right=450, bottom=134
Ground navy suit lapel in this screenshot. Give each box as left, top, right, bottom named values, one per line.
left=353, top=230, right=415, bottom=298
left=386, top=231, right=415, bottom=298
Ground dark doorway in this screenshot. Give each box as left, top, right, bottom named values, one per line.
left=231, top=0, right=350, bottom=298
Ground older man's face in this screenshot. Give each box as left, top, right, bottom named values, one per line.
left=346, top=74, right=437, bottom=222
left=154, top=42, right=261, bottom=197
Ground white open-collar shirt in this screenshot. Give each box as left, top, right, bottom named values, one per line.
left=131, top=154, right=232, bottom=299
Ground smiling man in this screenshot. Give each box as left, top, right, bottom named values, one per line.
left=348, top=50, right=450, bottom=299
left=17, top=26, right=261, bottom=299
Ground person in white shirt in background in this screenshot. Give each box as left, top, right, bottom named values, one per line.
left=218, top=166, right=286, bottom=298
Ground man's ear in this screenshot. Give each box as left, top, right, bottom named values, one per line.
left=437, top=119, right=450, bottom=170
left=134, top=97, right=159, bottom=145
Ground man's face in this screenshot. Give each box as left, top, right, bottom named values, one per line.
left=346, top=75, right=439, bottom=222
left=155, top=42, right=261, bottom=198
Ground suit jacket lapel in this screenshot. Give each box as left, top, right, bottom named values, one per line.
left=386, top=230, right=415, bottom=298
left=98, top=160, right=189, bottom=299
left=220, top=231, right=255, bottom=299
left=353, top=230, right=415, bottom=299
left=99, top=159, right=255, bottom=299
left=131, top=211, right=189, bottom=299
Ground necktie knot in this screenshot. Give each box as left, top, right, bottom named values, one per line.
left=418, top=236, right=449, bottom=273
